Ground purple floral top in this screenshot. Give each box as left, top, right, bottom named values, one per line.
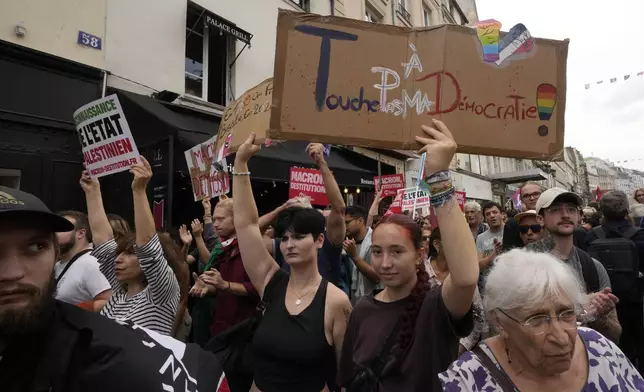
left=439, top=327, right=644, bottom=391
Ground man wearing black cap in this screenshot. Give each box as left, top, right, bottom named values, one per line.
left=0, top=186, right=228, bottom=391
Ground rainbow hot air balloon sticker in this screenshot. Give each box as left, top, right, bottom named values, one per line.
left=475, top=19, right=502, bottom=63
left=536, top=83, right=557, bottom=137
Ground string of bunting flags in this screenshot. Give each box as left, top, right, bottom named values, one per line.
left=584, top=71, right=644, bottom=90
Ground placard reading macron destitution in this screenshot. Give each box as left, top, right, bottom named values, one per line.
left=73, top=95, right=140, bottom=177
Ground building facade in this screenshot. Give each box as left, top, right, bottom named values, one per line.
left=0, top=0, right=106, bottom=210
left=585, top=157, right=616, bottom=192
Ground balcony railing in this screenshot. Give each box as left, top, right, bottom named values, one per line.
left=396, top=2, right=411, bottom=22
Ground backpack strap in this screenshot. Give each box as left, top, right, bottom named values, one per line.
left=577, top=248, right=600, bottom=293
left=56, top=249, right=93, bottom=284
left=622, top=226, right=640, bottom=241
left=472, top=346, right=517, bottom=392
left=592, top=226, right=606, bottom=240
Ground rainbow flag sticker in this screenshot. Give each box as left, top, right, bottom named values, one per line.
left=536, top=84, right=557, bottom=121
left=475, top=19, right=502, bottom=63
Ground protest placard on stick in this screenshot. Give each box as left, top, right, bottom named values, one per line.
left=73, top=95, right=140, bottom=177
left=184, top=136, right=230, bottom=201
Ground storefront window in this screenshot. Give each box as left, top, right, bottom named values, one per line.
left=0, top=168, right=21, bottom=188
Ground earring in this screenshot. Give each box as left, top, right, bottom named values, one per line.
left=505, top=345, right=512, bottom=364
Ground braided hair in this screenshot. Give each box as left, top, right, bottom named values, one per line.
left=375, top=214, right=431, bottom=361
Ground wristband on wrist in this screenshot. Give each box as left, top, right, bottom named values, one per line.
left=430, top=187, right=456, bottom=207
left=424, top=170, right=450, bottom=185
left=227, top=281, right=232, bottom=291
left=232, top=171, right=251, bottom=176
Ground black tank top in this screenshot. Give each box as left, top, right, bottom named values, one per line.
left=253, top=269, right=337, bottom=392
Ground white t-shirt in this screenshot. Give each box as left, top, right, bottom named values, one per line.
left=54, top=251, right=111, bottom=305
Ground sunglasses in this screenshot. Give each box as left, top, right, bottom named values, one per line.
left=519, top=224, right=542, bottom=234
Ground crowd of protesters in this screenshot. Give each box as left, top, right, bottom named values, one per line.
left=3, top=120, right=644, bottom=391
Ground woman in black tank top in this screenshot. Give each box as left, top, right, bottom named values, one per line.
left=232, top=137, right=352, bottom=392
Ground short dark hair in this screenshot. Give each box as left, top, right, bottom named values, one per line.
left=57, top=210, right=92, bottom=243
left=482, top=201, right=502, bottom=215
left=345, top=205, right=367, bottom=222
left=275, top=207, right=326, bottom=239
left=600, top=191, right=629, bottom=222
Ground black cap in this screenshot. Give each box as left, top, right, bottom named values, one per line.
left=0, top=186, right=75, bottom=232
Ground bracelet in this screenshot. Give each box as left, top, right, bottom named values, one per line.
left=424, top=170, right=450, bottom=185
left=430, top=187, right=456, bottom=207
left=428, top=180, right=453, bottom=194
left=227, top=281, right=232, bottom=291
left=232, top=171, right=251, bottom=176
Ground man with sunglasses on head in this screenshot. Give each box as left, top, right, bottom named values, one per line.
left=513, top=210, right=544, bottom=246
left=527, top=188, right=622, bottom=343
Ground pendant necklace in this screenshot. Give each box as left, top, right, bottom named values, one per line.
left=291, top=279, right=318, bottom=306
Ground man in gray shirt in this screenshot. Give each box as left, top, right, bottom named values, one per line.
left=527, top=188, right=622, bottom=343
left=476, top=201, right=505, bottom=292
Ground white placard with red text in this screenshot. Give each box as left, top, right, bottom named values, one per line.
left=289, top=167, right=330, bottom=206
left=401, top=187, right=430, bottom=211
left=374, top=174, right=405, bottom=197
left=184, top=136, right=230, bottom=201
left=73, top=95, right=140, bottom=178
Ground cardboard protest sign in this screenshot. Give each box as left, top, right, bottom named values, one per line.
left=184, top=136, right=230, bottom=201
left=211, top=78, right=273, bottom=159
left=73, top=95, right=140, bottom=177
left=375, top=174, right=405, bottom=197
left=289, top=167, right=329, bottom=206
left=401, top=187, right=430, bottom=211
left=270, top=11, right=568, bottom=160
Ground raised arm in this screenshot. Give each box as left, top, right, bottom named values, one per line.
left=416, top=120, right=479, bottom=319
left=131, top=157, right=179, bottom=305
left=366, top=189, right=383, bottom=229
left=307, top=143, right=346, bottom=245
left=80, top=171, right=113, bottom=246
left=233, top=133, right=280, bottom=296
left=81, top=171, right=120, bottom=289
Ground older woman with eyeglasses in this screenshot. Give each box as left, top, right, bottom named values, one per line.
left=440, top=249, right=644, bottom=391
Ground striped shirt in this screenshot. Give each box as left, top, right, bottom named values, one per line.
left=93, top=234, right=179, bottom=335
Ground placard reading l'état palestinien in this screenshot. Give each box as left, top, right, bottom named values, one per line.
left=73, top=95, right=140, bottom=177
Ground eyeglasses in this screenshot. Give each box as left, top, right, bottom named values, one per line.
left=497, top=308, right=578, bottom=335
left=521, top=192, right=542, bottom=200
left=546, top=204, right=579, bottom=215
left=518, top=224, right=542, bottom=234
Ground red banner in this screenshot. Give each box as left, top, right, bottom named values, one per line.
left=374, top=174, right=405, bottom=197
left=289, top=167, right=329, bottom=206
left=384, top=189, right=404, bottom=216
left=456, top=191, right=466, bottom=211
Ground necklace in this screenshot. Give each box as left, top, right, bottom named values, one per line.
left=290, top=278, right=319, bottom=306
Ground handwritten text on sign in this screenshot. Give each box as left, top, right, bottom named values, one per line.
left=289, top=167, right=329, bottom=206
left=184, top=136, right=230, bottom=201
left=374, top=174, right=405, bottom=197
left=73, top=95, right=140, bottom=178
left=401, top=187, right=430, bottom=211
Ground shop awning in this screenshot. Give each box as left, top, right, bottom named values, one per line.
left=244, top=141, right=395, bottom=187
left=488, top=168, right=548, bottom=184
left=189, top=1, right=253, bottom=46
left=113, top=89, right=218, bottom=148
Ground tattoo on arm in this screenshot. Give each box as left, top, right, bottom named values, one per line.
left=343, top=306, right=352, bottom=325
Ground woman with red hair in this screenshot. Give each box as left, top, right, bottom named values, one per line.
left=339, top=120, right=479, bottom=391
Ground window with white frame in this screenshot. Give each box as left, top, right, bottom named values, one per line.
left=423, top=6, right=432, bottom=26
left=185, top=6, right=228, bottom=105
left=291, top=0, right=310, bottom=11
left=364, top=7, right=382, bottom=23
